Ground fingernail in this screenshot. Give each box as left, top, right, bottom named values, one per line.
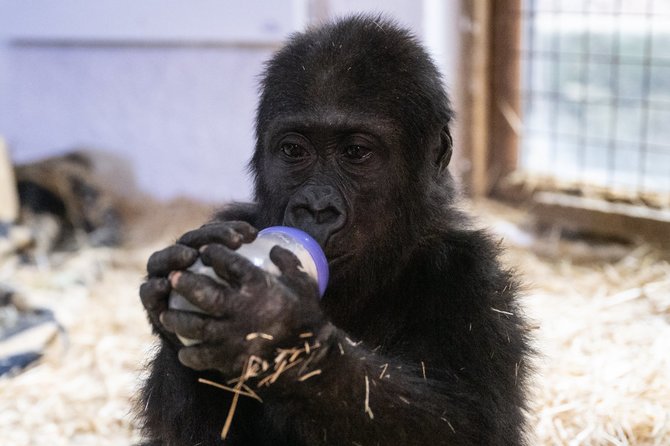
left=169, top=271, right=182, bottom=286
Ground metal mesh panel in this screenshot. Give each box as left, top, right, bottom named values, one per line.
left=520, top=0, right=670, bottom=195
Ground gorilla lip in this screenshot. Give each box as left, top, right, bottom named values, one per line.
left=324, top=251, right=355, bottom=268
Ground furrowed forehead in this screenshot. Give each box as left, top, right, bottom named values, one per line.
left=262, top=109, right=397, bottom=140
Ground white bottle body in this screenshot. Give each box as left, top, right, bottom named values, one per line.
left=168, top=228, right=326, bottom=345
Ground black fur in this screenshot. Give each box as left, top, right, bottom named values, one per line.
left=138, top=15, right=532, bottom=445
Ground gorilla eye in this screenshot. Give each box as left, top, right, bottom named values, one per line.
left=280, top=143, right=309, bottom=160
left=343, top=145, right=372, bottom=162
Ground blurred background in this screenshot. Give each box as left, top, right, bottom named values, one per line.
left=1, top=0, right=668, bottom=243
left=0, top=0, right=461, bottom=203
left=0, top=1, right=669, bottom=445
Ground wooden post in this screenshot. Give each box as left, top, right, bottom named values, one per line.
left=488, top=0, right=522, bottom=194
left=458, top=0, right=492, bottom=197
left=0, top=136, right=19, bottom=223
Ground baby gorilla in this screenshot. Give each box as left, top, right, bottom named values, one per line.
left=138, top=15, right=532, bottom=446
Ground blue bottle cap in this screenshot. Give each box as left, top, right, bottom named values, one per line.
left=259, top=226, right=329, bottom=297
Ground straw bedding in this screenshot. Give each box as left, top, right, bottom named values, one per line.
left=0, top=198, right=668, bottom=445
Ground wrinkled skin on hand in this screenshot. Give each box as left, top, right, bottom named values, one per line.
left=139, top=221, right=327, bottom=378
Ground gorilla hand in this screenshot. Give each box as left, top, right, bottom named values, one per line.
left=159, top=242, right=327, bottom=379
left=139, top=221, right=258, bottom=343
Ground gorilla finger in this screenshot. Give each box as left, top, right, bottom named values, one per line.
left=140, top=278, right=171, bottom=312
left=200, top=244, right=263, bottom=283
left=147, top=245, right=198, bottom=277
left=177, top=221, right=258, bottom=249
left=199, top=219, right=251, bottom=231
left=170, top=270, right=233, bottom=316
left=270, top=245, right=319, bottom=296
left=179, top=343, right=272, bottom=376
left=269, top=245, right=302, bottom=276
left=159, top=310, right=232, bottom=342
left=178, top=343, right=247, bottom=374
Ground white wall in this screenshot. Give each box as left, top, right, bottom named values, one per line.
left=0, top=0, right=461, bottom=203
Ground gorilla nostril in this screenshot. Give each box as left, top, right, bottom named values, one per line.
left=289, top=204, right=342, bottom=227
left=283, top=185, right=346, bottom=246
left=294, top=205, right=313, bottom=220
left=315, top=207, right=340, bottom=225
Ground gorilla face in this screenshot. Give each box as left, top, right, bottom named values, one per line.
left=258, top=109, right=405, bottom=264
left=250, top=20, right=454, bottom=277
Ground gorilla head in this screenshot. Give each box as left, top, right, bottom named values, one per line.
left=250, top=17, right=455, bottom=276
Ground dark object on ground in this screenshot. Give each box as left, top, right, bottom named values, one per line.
left=15, top=151, right=123, bottom=252
left=0, top=352, right=42, bottom=376
left=0, top=287, right=61, bottom=377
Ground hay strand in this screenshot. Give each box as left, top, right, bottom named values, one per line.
left=297, top=369, right=322, bottom=382
left=198, top=378, right=263, bottom=403
left=364, top=375, right=374, bottom=420
left=379, top=363, right=389, bottom=379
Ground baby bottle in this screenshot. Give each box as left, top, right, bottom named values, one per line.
left=168, top=226, right=329, bottom=345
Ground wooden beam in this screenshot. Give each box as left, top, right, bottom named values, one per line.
left=533, top=192, right=670, bottom=248
left=489, top=0, right=522, bottom=194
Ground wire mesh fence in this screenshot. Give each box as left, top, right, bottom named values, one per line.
left=519, top=0, right=670, bottom=197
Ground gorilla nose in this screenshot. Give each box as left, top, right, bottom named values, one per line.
left=284, top=185, right=346, bottom=247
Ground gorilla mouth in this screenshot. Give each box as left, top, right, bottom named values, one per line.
left=327, top=252, right=348, bottom=263
left=325, top=251, right=356, bottom=268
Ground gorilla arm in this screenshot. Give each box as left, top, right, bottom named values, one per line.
left=249, top=331, right=484, bottom=446
left=142, top=221, right=499, bottom=446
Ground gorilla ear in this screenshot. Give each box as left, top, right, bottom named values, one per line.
left=435, top=126, right=453, bottom=172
